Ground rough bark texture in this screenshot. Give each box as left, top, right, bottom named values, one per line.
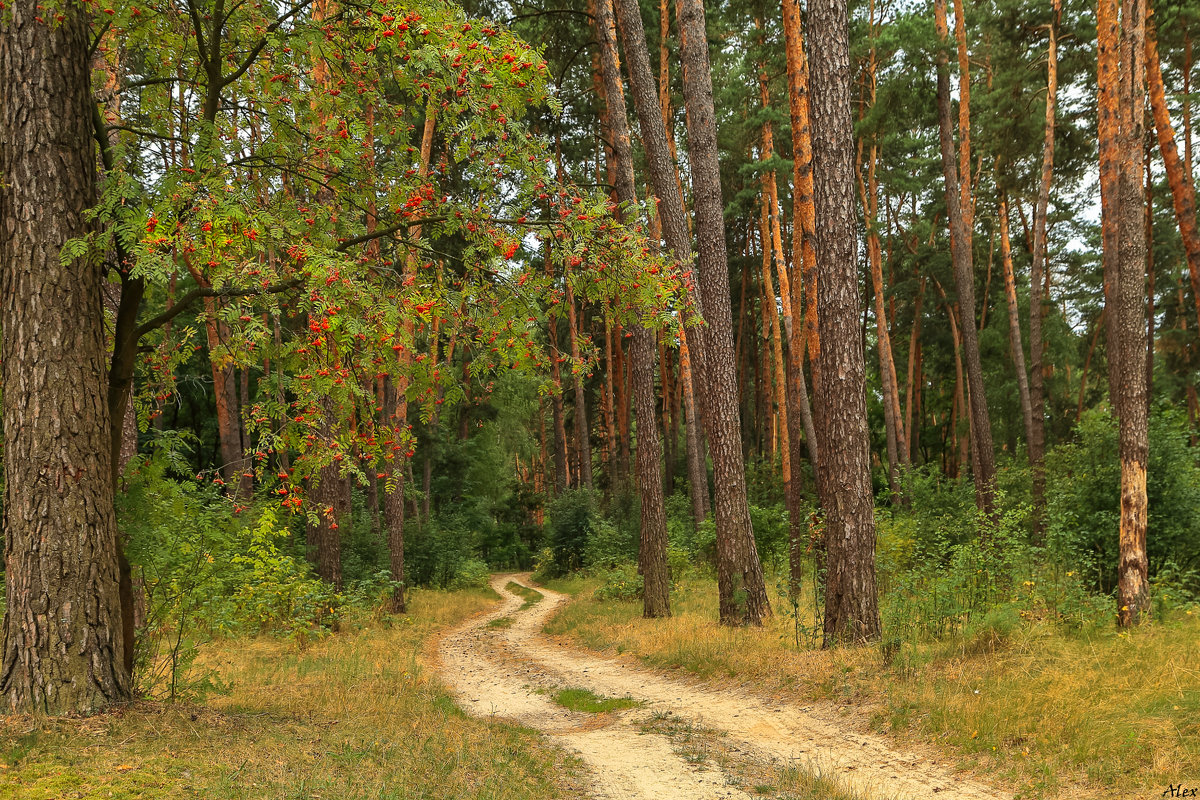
left=564, top=286, right=594, bottom=490
left=306, top=403, right=348, bottom=592
left=1, top=0, right=132, bottom=712
left=935, top=0, right=997, bottom=515
left=858, top=138, right=908, bottom=492
left=680, top=336, right=709, bottom=524
left=755, top=52, right=792, bottom=500
left=595, top=0, right=670, bottom=617
left=676, top=0, right=771, bottom=625
left=1098, top=0, right=1121, bottom=399
left=904, top=276, right=924, bottom=463
left=547, top=255, right=570, bottom=494
left=1106, top=0, right=1150, bottom=626
left=807, top=0, right=881, bottom=644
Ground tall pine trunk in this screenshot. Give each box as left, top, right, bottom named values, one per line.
left=1146, top=11, right=1200, bottom=332
left=613, top=0, right=711, bottom=523
left=1, top=0, right=131, bottom=711
left=997, top=188, right=1035, bottom=451
left=808, top=0, right=881, bottom=644
left=595, top=0, right=670, bottom=617
left=1101, top=0, right=1150, bottom=626
left=676, top=0, right=771, bottom=625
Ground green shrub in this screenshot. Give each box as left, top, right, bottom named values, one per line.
left=1046, top=408, right=1200, bottom=595
left=450, top=558, right=492, bottom=589
left=593, top=563, right=643, bottom=602
left=406, top=511, right=481, bottom=589
left=119, top=444, right=337, bottom=698
left=585, top=516, right=637, bottom=570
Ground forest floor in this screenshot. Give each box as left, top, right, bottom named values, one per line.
left=436, top=574, right=1005, bottom=800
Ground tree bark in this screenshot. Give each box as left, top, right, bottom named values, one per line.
left=808, top=0, right=881, bottom=644
left=935, top=0, right=997, bottom=514
left=565, top=286, right=594, bottom=490
left=904, top=276, right=925, bottom=464
left=780, top=0, right=821, bottom=480
left=1, top=0, right=131, bottom=712
left=547, top=247, right=570, bottom=494
left=680, top=335, right=709, bottom=523
left=676, top=0, right=771, bottom=625
left=857, top=139, right=908, bottom=492
left=595, top=0, right=670, bottom=617
left=1103, top=0, right=1150, bottom=626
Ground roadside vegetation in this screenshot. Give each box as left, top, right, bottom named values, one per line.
left=0, top=588, right=585, bottom=800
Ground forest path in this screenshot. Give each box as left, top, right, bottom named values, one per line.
left=435, top=574, right=1009, bottom=800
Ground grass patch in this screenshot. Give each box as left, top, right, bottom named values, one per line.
left=551, top=687, right=641, bottom=714
left=487, top=616, right=515, bottom=629
left=507, top=581, right=543, bottom=611
left=1, top=586, right=585, bottom=800
left=543, top=573, right=1200, bottom=799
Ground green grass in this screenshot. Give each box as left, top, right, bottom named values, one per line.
left=0, top=587, right=585, bottom=800
left=487, top=616, right=515, bottom=629
left=507, top=581, right=543, bottom=611
left=542, top=572, right=1200, bottom=799
left=551, top=687, right=641, bottom=714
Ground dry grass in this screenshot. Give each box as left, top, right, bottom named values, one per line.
left=0, top=586, right=586, bottom=800
left=541, top=574, right=1200, bottom=799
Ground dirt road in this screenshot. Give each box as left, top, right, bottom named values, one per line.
left=435, top=574, right=1008, bottom=800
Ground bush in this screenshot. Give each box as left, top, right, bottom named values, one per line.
left=593, top=563, right=643, bottom=602
left=119, top=445, right=337, bottom=698
left=584, top=516, right=637, bottom=570
left=1046, top=408, right=1200, bottom=595
left=749, top=504, right=790, bottom=573
left=450, top=558, right=492, bottom=589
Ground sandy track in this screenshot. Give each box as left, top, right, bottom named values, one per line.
left=437, top=574, right=1009, bottom=800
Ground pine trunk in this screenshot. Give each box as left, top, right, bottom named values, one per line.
left=1107, top=0, right=1150, bottom=626
left=808, top=0, right=881, bottom=644
left=613, top=0, right=711, bottom=521
left=595, top=0, right=670, bottom=616
left=382, top=380, right=407, bottom=613
left=1147, top=15, right=1200, bottom=333
left=1, top=0, right=131, bottom=711
left=676, top=0, right=771, bottom=625
left=780, top=0, right=821, bottom=478
left=1028, top=0, right=1059, bottom=533
left=565, top=287, right=593, bottom=490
